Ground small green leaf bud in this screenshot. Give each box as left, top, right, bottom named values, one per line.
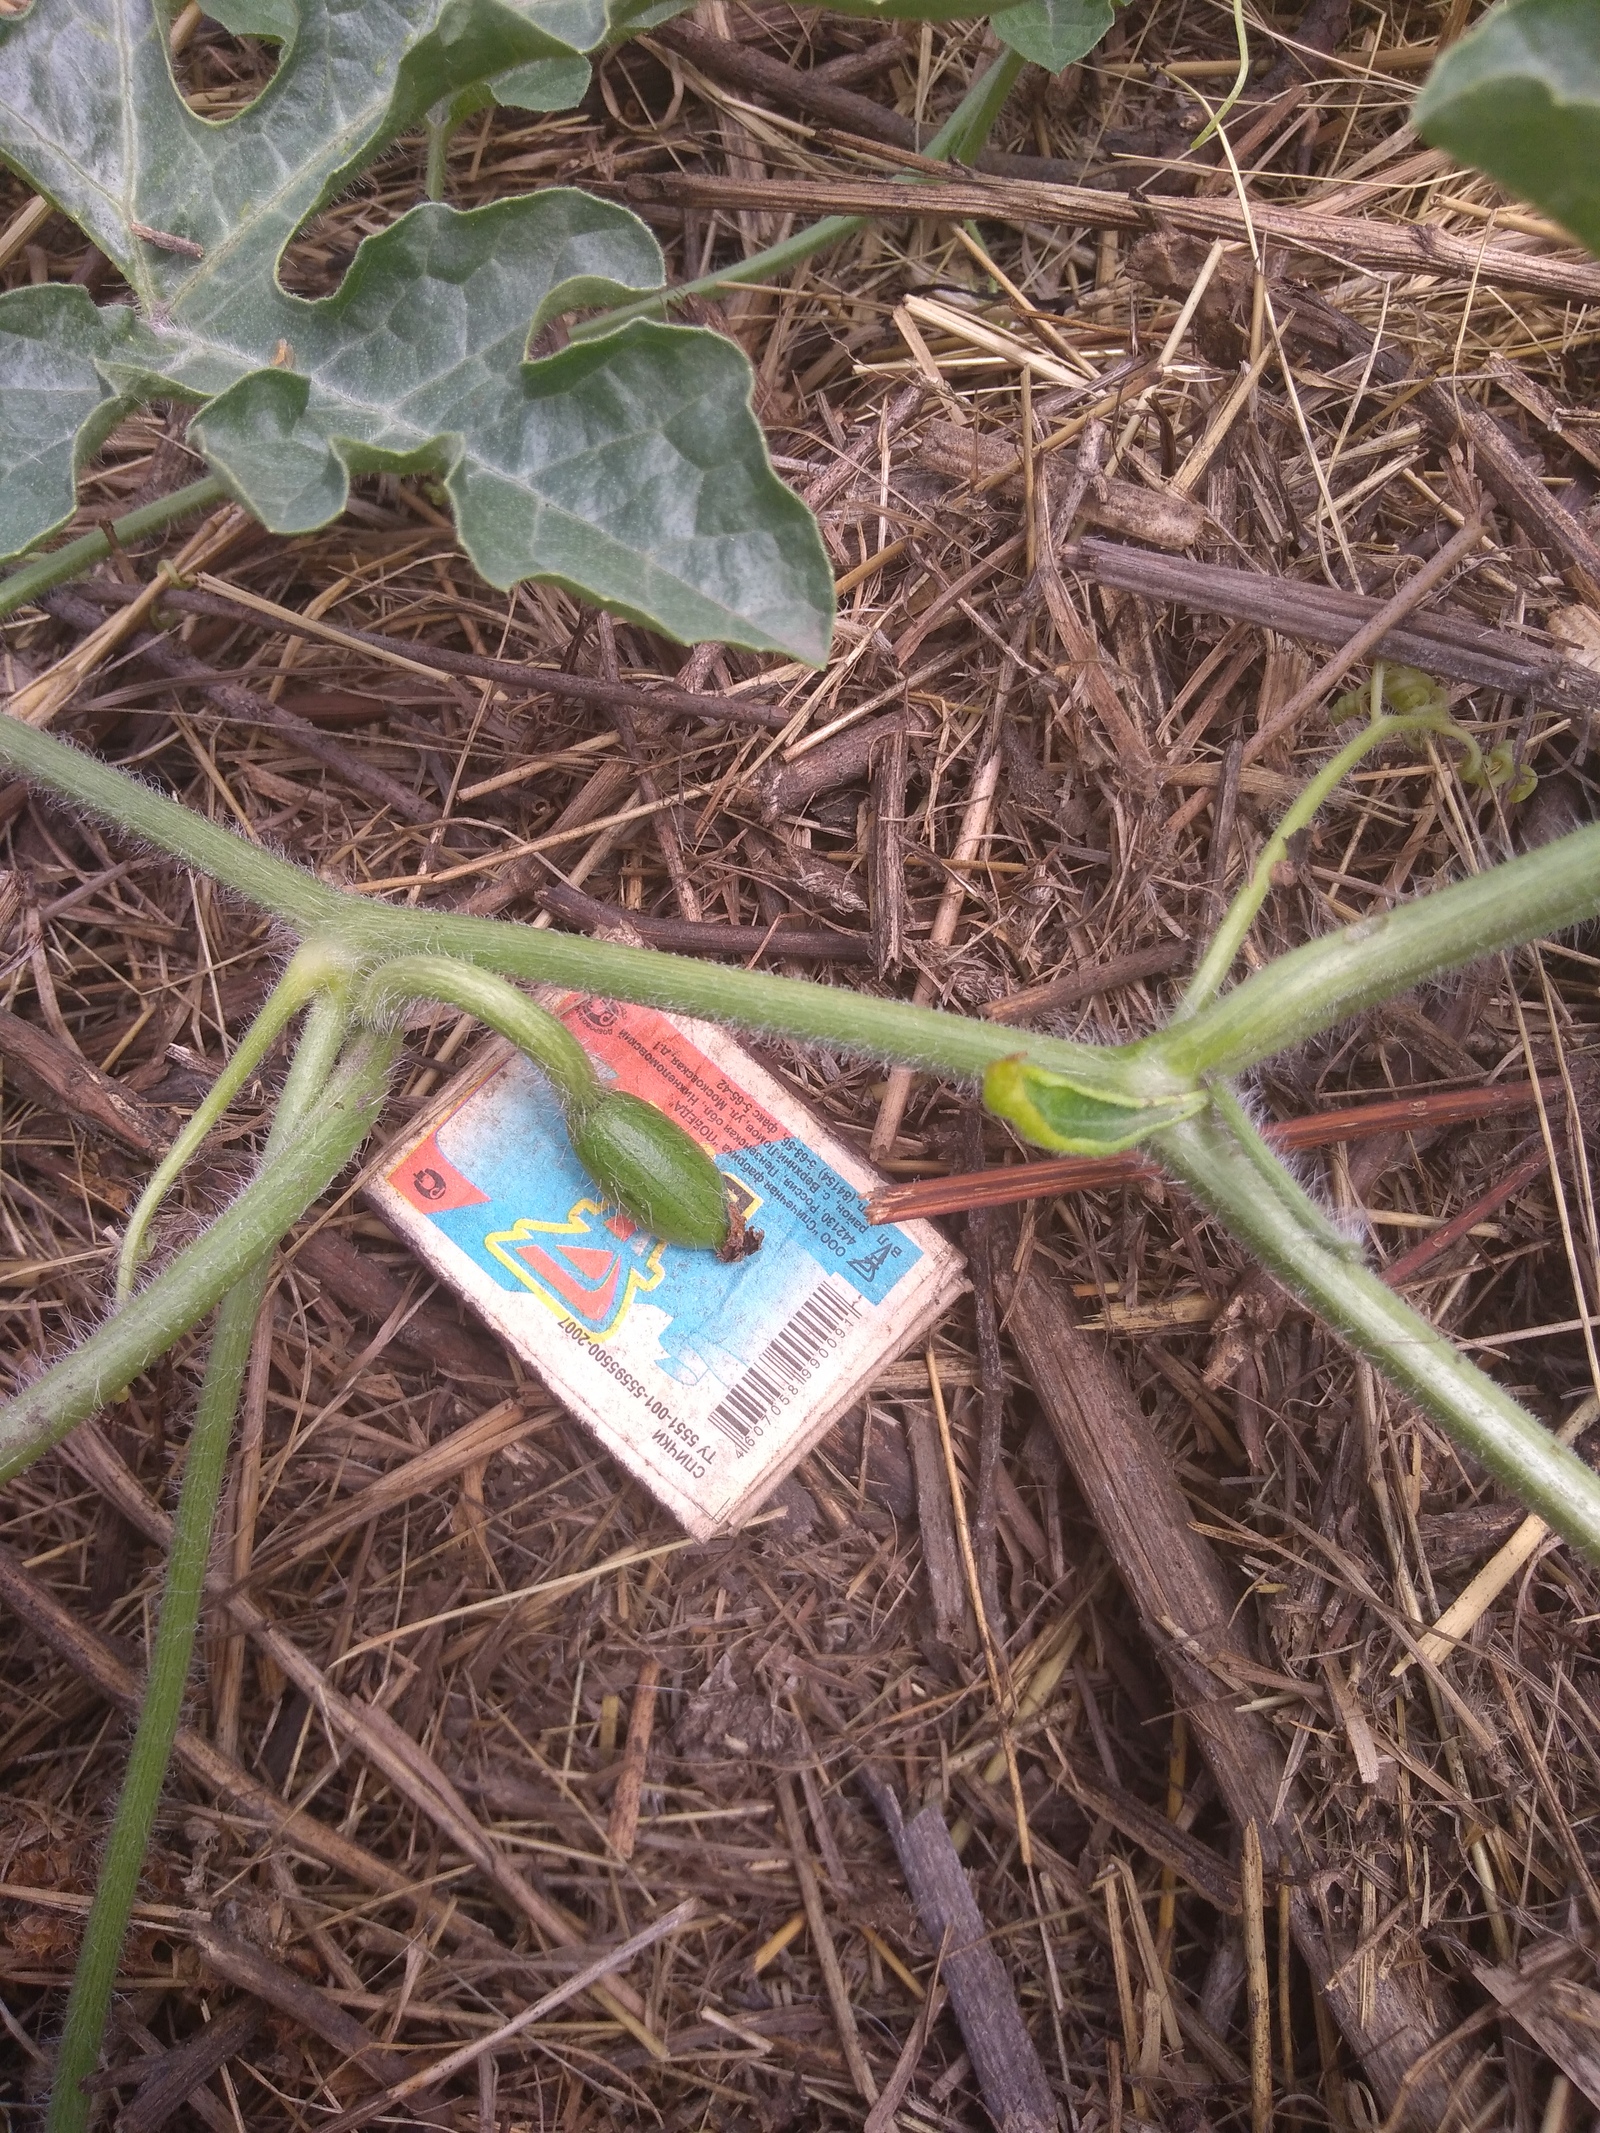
left=565, top=1088, right=742, bottom=1254
left=983, top=1057, right=1204, bottom=1156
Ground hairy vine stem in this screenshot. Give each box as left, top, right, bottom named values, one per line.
left=0, top=477, right=230, bottom=621
left=4, top=655, right=1600, bottom=1576
left=118, top=943, right=360, bottom=1299
left=1177, top=689, right=1478, bottom=1018
left=46, top=992, right=357, bottom=2133
left=353, top=953, right=600, bottom=1112
left=4, top=713, right=1599, bottom=1097
left=0, top=1028, right=398, bottom=1485
left=1159, top=1106, right=1600, bottom=1560
left=0, top=714, right=1139, bottom=1096
left=1144, top=821, right=1600, bottom=1082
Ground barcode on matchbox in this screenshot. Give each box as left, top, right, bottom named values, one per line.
left=704, top=1279, right=861, bottom=1453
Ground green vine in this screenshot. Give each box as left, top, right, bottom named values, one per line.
left=46, top=991, right=356, bottom=2133
left=6, top=4, right=1600, bottom=2112
left=3, top=705, right=1599, bottom=1576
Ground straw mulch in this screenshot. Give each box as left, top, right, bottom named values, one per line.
left=3, top=1, right=1599, bottom=2126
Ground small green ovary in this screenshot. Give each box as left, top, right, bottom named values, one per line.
left=565, top=1088, right=733, bottom=1251
left=983, top=1058, right=1204, bottom=1156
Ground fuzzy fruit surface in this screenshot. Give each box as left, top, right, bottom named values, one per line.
left=566, top=1090, right=732, bottom=1251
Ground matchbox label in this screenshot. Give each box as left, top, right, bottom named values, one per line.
left=371, top=996, right=964, bottom=1535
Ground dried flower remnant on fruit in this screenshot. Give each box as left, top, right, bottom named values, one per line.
left=717, top=1197, right=763, bottom=1263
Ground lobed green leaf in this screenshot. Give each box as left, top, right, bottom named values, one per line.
left=0, top=0, right=833, bottom=657
left=1415, top=0, right=1600, bottom=256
